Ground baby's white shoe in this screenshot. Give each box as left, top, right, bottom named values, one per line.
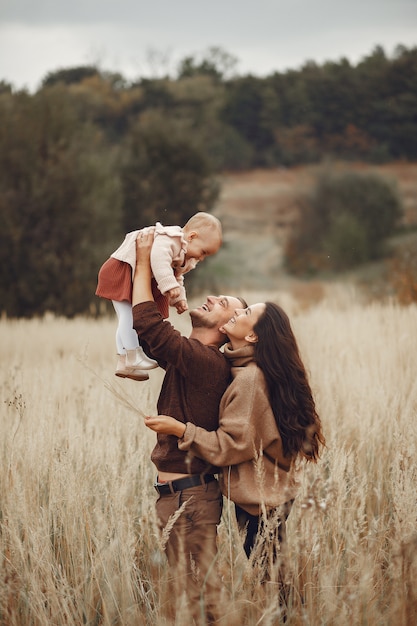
left=115, top=354, right=149, bottom=381
left=126, top=347, right=158, bottom=371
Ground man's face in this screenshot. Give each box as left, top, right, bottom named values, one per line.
left=190, top=295, right=245, bottom=330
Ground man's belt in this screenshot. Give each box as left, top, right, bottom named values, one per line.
left=154, top=473, right=216, bottom=495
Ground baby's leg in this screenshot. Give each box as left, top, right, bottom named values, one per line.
left=112, top=300, right=139, bottom=352
left=112, top=299, right=157, bottom=372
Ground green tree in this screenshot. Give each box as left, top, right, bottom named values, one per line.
left=322, top=212, right=368, bottom=270
left=380, top=46, right=417, bottom=158
left=0, top=86, right=120, bottom=317
left=285, top=169, right=403, bottom=274
left=353, top=45, right=417, bottom=160
left=42, top=65, right=100, bottom=87
left=138, top=78, right=176, bottom=110
left=177, top=47, right=238, bottom=81
left=120, top=112, right=219, bottom=232
left=221, top=76, right=276, bottom=166
left=165, top=72, right=253, bottom=171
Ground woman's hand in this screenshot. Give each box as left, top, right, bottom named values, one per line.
left=144, top=415, right=186, bottom=438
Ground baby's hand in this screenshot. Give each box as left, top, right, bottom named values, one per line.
left=167, top=286, right=181, bottom=299
left=174, top=300, right=188, bottom=314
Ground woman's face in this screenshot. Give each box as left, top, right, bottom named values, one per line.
left=220, top=302, right=266, bottom=346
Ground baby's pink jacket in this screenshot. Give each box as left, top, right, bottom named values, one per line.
left=110, top=222, right=197, bottom=304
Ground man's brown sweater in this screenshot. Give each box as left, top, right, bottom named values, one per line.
left=133, top=301, right=231, bottom=474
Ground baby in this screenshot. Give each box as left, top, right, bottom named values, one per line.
left=96, top=212, right=222, bottom=381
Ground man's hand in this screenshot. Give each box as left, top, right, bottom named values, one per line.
left=144, top=415, right=186, bottom=438
left=135, top=228, right=154, bottom=267
left=132, top=228, right=155, bottom=306
left=174, top=300, right=188, bottom=314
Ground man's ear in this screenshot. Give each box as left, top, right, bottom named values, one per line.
left=219, top=325, right=227, bottom=335
left=245, top=331, right=258, bottom=344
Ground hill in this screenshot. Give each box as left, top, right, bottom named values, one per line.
left=195, top=161, right=417, bottom=307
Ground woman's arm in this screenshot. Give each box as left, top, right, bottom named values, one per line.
left=145, top=409, right=255, bottom=466
left=145, top=369, right=275, bottom=467
left=151, top=366, right=282, bottom=467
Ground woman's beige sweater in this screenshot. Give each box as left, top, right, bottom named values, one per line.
left=178, top=344, right=303, bottom=515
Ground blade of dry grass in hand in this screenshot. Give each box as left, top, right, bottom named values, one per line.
left=78, top=357, right=147, bottom=419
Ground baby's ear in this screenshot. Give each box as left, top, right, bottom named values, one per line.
left=219, top=325, right=227, bottom=335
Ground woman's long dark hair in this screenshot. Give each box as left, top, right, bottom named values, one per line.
left=253, top=302, right=325, bottom=462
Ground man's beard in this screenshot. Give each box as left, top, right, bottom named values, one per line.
left=189, top=309, right=217, bottom=329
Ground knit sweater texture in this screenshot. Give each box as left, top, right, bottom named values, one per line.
left=178, top=343, right=303, bottom=515
left=111, top=223, right=197, bottom=305
left=132, top=301, right=231, bottom=474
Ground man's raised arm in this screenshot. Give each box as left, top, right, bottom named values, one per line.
left=132, top=229, right=155, bottom=306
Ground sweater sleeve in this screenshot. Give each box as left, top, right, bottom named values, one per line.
left=178, top=367, right=278, bottom=466
left=133, top=301, right=229, bottom=384
left=150, top=228, right=183, bottom=296
left=169, top=258, right=198, bottom=304
left=168, top=274, right=187, bottom=305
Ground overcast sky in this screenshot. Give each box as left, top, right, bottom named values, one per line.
left=1, top=0, right=416, bottom=91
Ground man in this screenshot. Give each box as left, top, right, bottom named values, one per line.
left=132, top=230, right=246, bottom=623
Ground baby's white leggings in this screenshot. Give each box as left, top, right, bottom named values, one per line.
left=112, top=300, right=139, bottom=354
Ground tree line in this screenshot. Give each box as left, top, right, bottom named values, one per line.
left=0, top=44, right=416, bottom=316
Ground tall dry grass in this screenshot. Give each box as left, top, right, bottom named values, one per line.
left=1, top=290, right=416, bottom=625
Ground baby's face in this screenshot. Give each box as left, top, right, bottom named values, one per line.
left=185, top=232, right=221, bottom=263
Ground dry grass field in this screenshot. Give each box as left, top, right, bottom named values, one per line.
left=1, top=286, right=417, bottom=625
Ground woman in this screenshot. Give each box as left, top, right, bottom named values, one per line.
left=145, top=301, right=325, bottom=581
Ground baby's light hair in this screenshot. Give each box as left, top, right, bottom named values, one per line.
left=184, top=212, right=222, bottom=243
